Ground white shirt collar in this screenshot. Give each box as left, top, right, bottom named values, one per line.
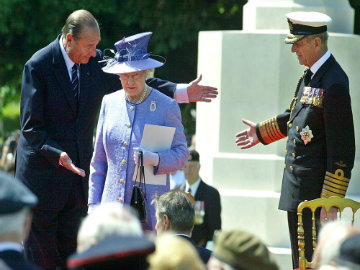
left=59, top=35, right=77, bottom=80
left=310, top=50, right=331, bottom=78
left=0, top=242, right=23, bottom=252
left=185, top=178, right=201, bottom=197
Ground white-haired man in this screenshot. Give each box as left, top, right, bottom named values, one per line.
left=0, top=171, right=40, bottom=269
left=76, top=203, right=143, bottom=253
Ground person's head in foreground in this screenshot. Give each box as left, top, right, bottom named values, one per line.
left=76, top=203, right=143, bottom=253
left=207, top=230, right=279, bottom=270
left=147, top=232, right=205, bottom=270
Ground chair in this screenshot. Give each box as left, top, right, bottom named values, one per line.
left=297, top=196, right=360, bottom=270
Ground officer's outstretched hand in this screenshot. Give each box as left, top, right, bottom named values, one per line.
left=320, top=206, right=338, bottom=225
left=187, top=75, right=218, bottom=103
left=59, top=152, right=86, bottom=177
left=235, top=119, right=260, bottom=149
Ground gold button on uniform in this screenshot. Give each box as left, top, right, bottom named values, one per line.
left=288, top=123, right=292, bottom=128
left=118, top=197, right=123, bottom=203
left=127, top=123, right=131, bottom=128
left=284, top=164, right=287, bottom=169
left=296, top=126, right=299, bottom=131
left=120, top=179, right=124, bottom=184
left=293, top=139, right=296, bottom=144
left=287, top=137, right=289, bottom=142
left=290, top=166, right=294, bottom=171
left=292, top=153, right=296, bottom=157
left=130, top=106, right=134, bottom=111
left=285, top=150, right=288, bottom=155
left=121, top=159, right=126, bottom=165
left=123, top=141, right=128, bottom=146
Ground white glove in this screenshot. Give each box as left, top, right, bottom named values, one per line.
left=87, top=204, right=97, bottom=215
left=133, top=148, right=159, bottom=167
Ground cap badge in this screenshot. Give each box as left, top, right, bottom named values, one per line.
left=300, top=125, right=313, bottom=145
left=288, top=21, right=294, bottom=31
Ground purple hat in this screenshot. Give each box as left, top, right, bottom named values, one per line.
left=102, top=32, right=164, bottom=74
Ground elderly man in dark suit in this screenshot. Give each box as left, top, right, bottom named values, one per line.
left=181, top=150, right=222, bottom=248
left=235, top=11, right=355, bottom=268
left=0, top=171, right=41, bottom=270
left=153, top=189, right=212, bottom=264
left=15, top=9, right=217, bottom=270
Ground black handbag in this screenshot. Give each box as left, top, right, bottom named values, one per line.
left=130, top=150, right=146, bottom=221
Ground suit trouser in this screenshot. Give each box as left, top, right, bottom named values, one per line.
left=287, top=208, right=320, bottom=269
left=25, top=178, right=87, bottom=270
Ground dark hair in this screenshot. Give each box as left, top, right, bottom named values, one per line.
left=152, top=190, right=195, bottom=233
left=61, top=9, right=99, bottom=40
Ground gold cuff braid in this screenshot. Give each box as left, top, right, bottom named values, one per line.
left=258, top=117, right=285, bottom=144
left=321, top=169, right=350, bottom=198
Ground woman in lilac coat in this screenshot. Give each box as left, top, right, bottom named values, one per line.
left=88, top=32, right=189, bottom=231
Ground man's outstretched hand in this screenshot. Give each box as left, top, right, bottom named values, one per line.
left=235, top=119, right=260, bottom=149
left=59, top=152, right=86, bottom=177
left=187, top=75, right=218, bottom=102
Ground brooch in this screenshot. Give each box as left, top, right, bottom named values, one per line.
left=300, top=125, right=313, bottom=145
left=150, top=101, right=156, bottom=112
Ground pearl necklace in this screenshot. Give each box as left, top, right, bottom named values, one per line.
left=125, top=85, right=150, bottom=104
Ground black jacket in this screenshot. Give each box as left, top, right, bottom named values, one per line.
left=256, top=54, right=355, bottom=211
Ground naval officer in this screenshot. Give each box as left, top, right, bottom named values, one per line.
left=235, top=11, right=355, bottom=268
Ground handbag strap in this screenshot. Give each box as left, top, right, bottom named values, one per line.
left=138, top=150, right=146, bottom=198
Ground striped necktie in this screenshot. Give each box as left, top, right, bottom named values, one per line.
left=71, top=64, right=79, bottom=99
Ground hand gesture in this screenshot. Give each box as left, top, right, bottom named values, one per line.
left=59, top=152, right=86, bottom=177
left=235, top=119, right=260, bottom=149
left=187, top=74, right=218, bottom=102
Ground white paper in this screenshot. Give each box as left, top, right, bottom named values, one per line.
left=133, top=124, right=175, bottom=185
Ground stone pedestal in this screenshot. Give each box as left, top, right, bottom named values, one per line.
left=243, top=0, right=354, bottom=33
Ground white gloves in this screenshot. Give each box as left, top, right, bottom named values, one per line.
left=87, top=204, right=97, bottom=214
left=133, top=148, right=159, bottom=167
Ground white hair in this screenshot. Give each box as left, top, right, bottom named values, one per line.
left=0, top=208, right=29, bottom=235
left=77, top=203, right=143, bottom=252
left=315, top=220, right=358, bottom=268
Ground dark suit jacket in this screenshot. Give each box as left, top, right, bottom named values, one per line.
left=255, top=54, right=355, bottom=212
left=15, top=35, right=176, bottom=210
left=176, top=234, right=211, bottom=264
left=181, top=179, right=222, bottom=247
left=0, top=250, right=42, bottom=270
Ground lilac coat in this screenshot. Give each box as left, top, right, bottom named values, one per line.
left=88, top=88, right=189, bottom=231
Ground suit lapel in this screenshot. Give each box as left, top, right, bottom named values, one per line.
left=194, top=180, right=204, bottom=200
left=289, top=79, right=306, bottom=123
left=52, top=36, right=77, bottom=116
left=310, top=54, right=334, bottom=88
left=77, top=63, right=95, bottom=116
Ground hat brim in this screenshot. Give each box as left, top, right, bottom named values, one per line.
left=67, top=236, right=155, bottom=269
left=284, top=33, right=306, bottom=44
left=103, top=58, right=164, bottom=74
